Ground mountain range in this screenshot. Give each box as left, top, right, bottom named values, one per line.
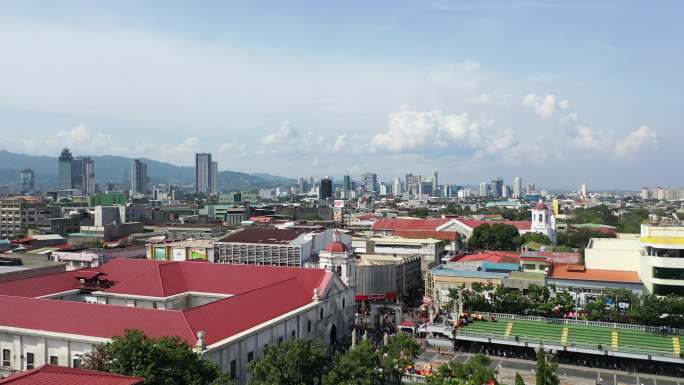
left=0, top=150, right=295, bottom=191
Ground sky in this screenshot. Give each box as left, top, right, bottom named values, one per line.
left=0, top=0, right=681, bottom=190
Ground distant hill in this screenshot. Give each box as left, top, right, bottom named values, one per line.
left=0, top=150, right=295, bottom=191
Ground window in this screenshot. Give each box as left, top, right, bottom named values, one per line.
left=230, top=359, right=237, bottom=379
left=26, top=352, right=34, bottom=370
left=342, top=298, right=345, bottom=309
left=2, top=349, right=10, bottom=367
left=307, top=320, right=312, bottom=332
left=278, top=336, right=283, bottom=345
left=320, top=308, right=324, bottom=320
left=336, top=266, right=342, bottom=276
left=653, top=267, right=684, bottom=280
left=247, top=351, right=254, bottom=363
left=291, top=330, right=296, bottom=338
left=72, top=358, right=81, bottom=368
left=49, top=355, right=59, bottom=365
left=152, top=302, right=158, bottom=309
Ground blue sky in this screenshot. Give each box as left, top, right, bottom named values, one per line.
left=0, top=1, right=681, bottom=189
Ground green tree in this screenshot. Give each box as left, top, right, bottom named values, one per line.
left=468, top=223, right=521, bottom=251
left=535, top=345, right=559, bottom=385
left=616, top=209, right=649, bottom=233
left=381, top=333, right=421, bottom=385
left=323, top=341, right=383, bottom=385
left=517, top=232, right=552, bottom=246
left=81, top=329, right=231, bottom=385
left=249, top=339, right=330, bottom=385
left=428, top=354, right=496, bottom=385
left=515, top=372, right=526, bottom=385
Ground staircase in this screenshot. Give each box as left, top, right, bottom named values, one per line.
left=611, top=330, right=619, bottom=351
left=561, top=327, right=569, bottom=346
left=504, top=322, right=514, bottom=337
left=673, top=336, right=681, bottom=357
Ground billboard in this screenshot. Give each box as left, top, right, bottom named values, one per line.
left=154, top=247, right=167, bottom=260
left=172, top=248, right=186, bottom=261
left=334, top=200, right=345, bottom=208
left=190, top=248, right=207, bottom=260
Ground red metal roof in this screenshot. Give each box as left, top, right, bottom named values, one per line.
left=393, top=230, right=458, bottom=241
left=371, top=218, right=453, bottom=231
left=452, top=251, right=520, bottom=264
left=457, top=219, right=532, bottom=231
left=0, top=259, right=332, bottom=346
left=219, top=228, right=309, bottom=244
left=324, top=241, right=348, bottom=253
left=0, top=365, right=143, bottom=385
left=549, top=264, right=641, bottom=283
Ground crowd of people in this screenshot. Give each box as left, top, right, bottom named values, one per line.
left=456, top=341, right=537, bottom=360
left=556, top=351, right=684, bottom=378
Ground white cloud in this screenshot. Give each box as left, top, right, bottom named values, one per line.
left=558, top=99, right=571, bottom=109
left=260, top=120, right=325, bottom=155
left=426, top=60, right=482, bottom=92
left=613, top=126, right=659, bottom=158
left=522, top=94, right=557, bottom=118
left=574, top=125, right=610, bottom=151
left=559, top=112, right=579, bottom=126
left=464, top=93, right=495, bottom=105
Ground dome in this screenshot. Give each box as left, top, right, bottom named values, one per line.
left=324, top=241, right=348, bottom=253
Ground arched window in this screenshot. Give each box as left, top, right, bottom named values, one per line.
left=320, top=308, right=324, bottom=320
left=538, top=214, right=543, bottom=222
left=336, top=266, right=342, bottom=276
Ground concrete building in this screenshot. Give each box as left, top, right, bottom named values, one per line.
left=0, top=259, right=353, bottom=384
left=355, top=253, right=421, bottom=302
left=130, top=159, right=148, bottom=197
left=392, top=177, right=403, bottom=196
left=318, top=178, right=333, bottom=200
left=195, top=153, right=212, bottom=196
left=490, top=178, right=503, bottom=198
left=19, top=170, right=34, bottom=195
left=0, top=253, right=66, bottom=282
left=513, top=176, right=522, bottom=198
left=214, top=228, right=350, bottom=267
left=210, top=161, right=218, bottom=195
left=81, top=157, right=95, bottom=195
left=0, top=197, right=61, bottom=239
left=50, top=251, right=104, bottom=271
left=57, top=149, right=73, bottom=190
left=146, top=239, right=215, bottom=261
left=361, top=173, right=378, bottom=193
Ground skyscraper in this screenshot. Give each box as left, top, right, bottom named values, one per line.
left=490, top=178, right=503, bottom=198
left=131, top=159, right=148, bottom=196
left=71, top=158, right=83, bottom=191
left=20, top=169, right=34, bottom=194
left=82, top=157, right=95, bottom=195
left=392, top=177, right=403, bottom=196
left=431, top=170, right=438, bottom=195
left=195, top=153, right=212, bottom=196
left=580, top=183, right=588, bottom=197
left=58, top=148, right=73, bottom=189
left=513, top=177, right=522, bottom=198
left=361, top=173, right=378, bottom=192
left=210, top=161, right=218, bottom=195
left=526, top=183, right=536, bottom=194
left=405, top=174, right=421, bottom=196
left=479, top=182, right=489, bottom=197
left=343, top=174, right=351, bottom=191
left=319, top=177, right=333, bottom=200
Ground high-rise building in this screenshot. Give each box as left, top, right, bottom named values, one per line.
left=131, top=159, right=148, bottom=196
left=298, top=178, right=309, bottom=195
left=502, top=185, right=511, bottom=198
left=490, top=178, right=503, bottom=198
left=392, top=177, right=403, bottom=196
left=0, top=196, right=61, bottom=239
left=580, top=183, right=588, bottom=197
left=526, top=183, right=536, bottom=195
left=71, top=158, right=83, bottom=192
left=210, top=161, right=218, bottom=195
left=379, top=183, right=388, bottom=196
left=361, top=173, right=378, bottom=192
left=319, top=178, right=333, bottom=200
left=479, top=182, right=489, bottom=197
left=195, top=153, right=212, bottom=196
left=420, top=181, right=433, bottom=197
left=20, top=169, right=35, bottom=195
left=58, top=148, right=73, bottom=189
left=405, top=174, right=422, bottom=196
left=82, top=157, right=95, bottom=195
left=431, top=170, right=438, bottom=195
left=513, top=177, right=522, bottom=198
left=343, top=174, right=351, bottom=191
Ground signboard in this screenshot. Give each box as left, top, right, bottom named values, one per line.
left=354, top=293, right=397, bottom=301
left=172, top=248, right=186, bottom=261
left=190, top=248, right=207, bottom=260
left=154, top=247, right=167, bottom=260
left=334, top=200, right=345, bottom=208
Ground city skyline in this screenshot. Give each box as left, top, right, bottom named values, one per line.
left=0, top=1, right=681, bottom=190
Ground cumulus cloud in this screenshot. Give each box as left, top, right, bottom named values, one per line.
left=369, top=106, right=512, bottom=156
left=522, top=94, right=557, bottom=118
left=559, top=112, right=579, bottom=126
left=614, top=126, right=659, bottom=158
left=260, top=120, right=325, bottom=155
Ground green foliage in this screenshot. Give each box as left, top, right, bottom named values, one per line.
left=248, top=339, right=330, bottom=385
left=583, top=291, right=684, bottom=328
left=515, top=372, right=526, bottom=385
left=427, top=354, right=496, bottom=385
left=556, top=228, right=615, bottom=249
left=616, top=209, right=649, bottom=233
left=535, top=345, right=559, bottom=385
left=517, top=232, right=552, bottom=246
left=323, top=341, right=383, bottom=385
left=468, top=223, right=521, bottom=251
left=409, top=208, right=430, bottom=218
left=380, top=333, right=421, bottom=384
left=80, top=329, right=231, bottom=385
left=573, top=205, right=617, bottom=226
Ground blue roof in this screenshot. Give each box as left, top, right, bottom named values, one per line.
left=481, top=262, right=520, bottom=272
left=431, top=265, right=508, bottom=279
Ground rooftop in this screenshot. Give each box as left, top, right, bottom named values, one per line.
left=0, top=365, right=144, bottom=385
left=219, top=228, right=310, bottom=244
left=457, top=219, right=532, bottom=231
left=549, top=264, right=641, bottom=283
left=452, top=251, right=520, bottom=264
left=431, top=265, right=508, bottom=279
left=371, top=218, right=454, bottom=232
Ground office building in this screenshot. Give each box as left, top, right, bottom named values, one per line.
left=405, top=174, right=421, bottom=196
left=57, top=148, right=73, bottom=189
left=210, top=161, right=218, bottom=195
left=392, top=177, right=403, bottom=196
left=431, top=170, right=438, bottom=196
left=479, top=182, right=488, bottom=197
left=195, top=153, right=212, bottom=196
left=130, top=159, right=148, bottom=196
left=361, top=173, right=378, bottom=192
left=490, top=178, right=503, bottom=198
left=526, top=183, right=536, bottom=194
left=513, top=176, right=522, bottom=198
left=20, top=169, right=34, bottom=195
left=319, top=178, right=333, bottom=200
left=580, top=183, right=588, bottom=197
left=0, top=196, right=61, bottom=239
left=81, top=157, right=95, bottom=195
left=343, top=174, right=351, bottom=191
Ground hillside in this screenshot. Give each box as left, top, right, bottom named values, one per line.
left=0, top=150, right=294, bottom=190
